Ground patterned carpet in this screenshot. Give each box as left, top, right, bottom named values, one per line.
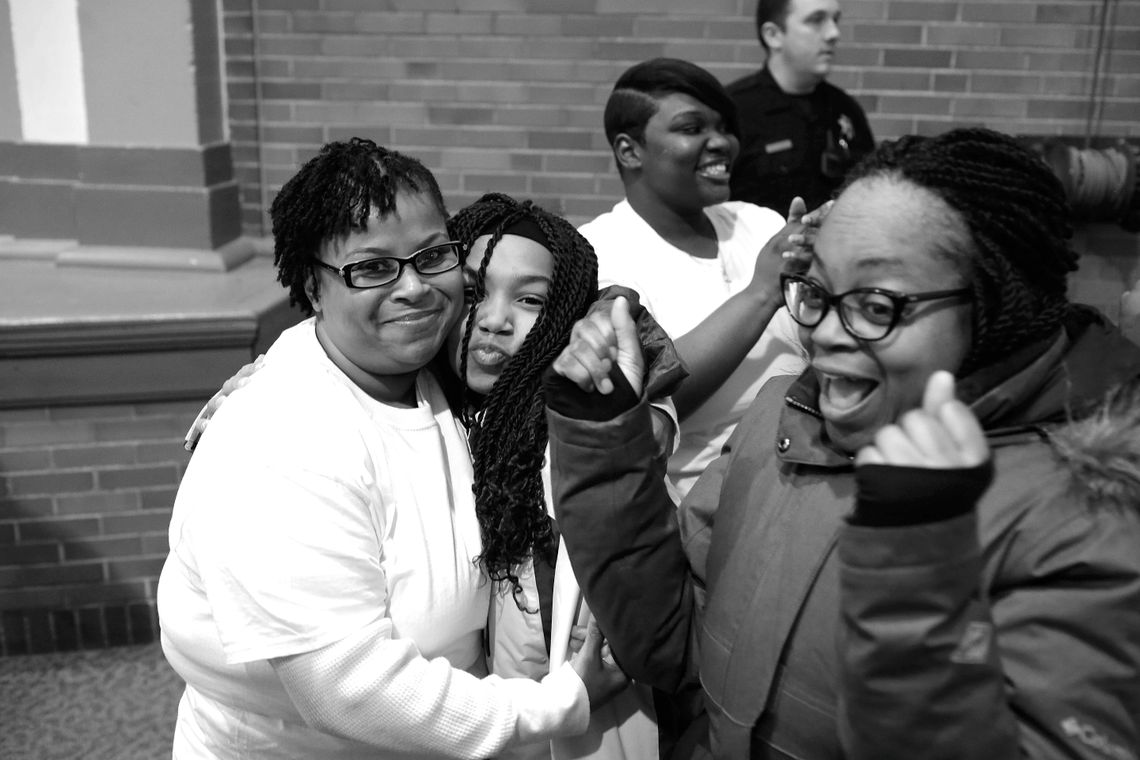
left=0, top=642, right=183, bottom=760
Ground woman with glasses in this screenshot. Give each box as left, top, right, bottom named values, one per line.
left=544, top=128, right=1140, bottom=758
left=157, top=139, right=621, bottom=760
left=180, top=189, right=685, bottom=760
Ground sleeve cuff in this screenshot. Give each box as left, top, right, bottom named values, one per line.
left=543, top=364, right=640, bottom=422
left=851, top=460, right=994, bottom=527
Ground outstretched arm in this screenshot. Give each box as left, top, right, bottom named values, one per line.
left=273, top=612, right=628, bottom=756
left=671, top=199, right=816, bottom=419
left=545, top=298, right=702, bottom=692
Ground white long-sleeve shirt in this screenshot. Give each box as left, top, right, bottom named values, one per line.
left=158, top=319, right=586, bottom=759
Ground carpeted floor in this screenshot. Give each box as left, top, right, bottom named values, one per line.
left=0, top=642, right=183, bottom=760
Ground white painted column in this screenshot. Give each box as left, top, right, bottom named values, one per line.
left=9, top=0, right=87, bottom=144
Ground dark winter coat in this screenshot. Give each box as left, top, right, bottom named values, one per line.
left=545, top=307, right=1140, bottom=759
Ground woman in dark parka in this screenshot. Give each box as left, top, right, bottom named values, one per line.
left=544, top=128, right=1140, bottom=759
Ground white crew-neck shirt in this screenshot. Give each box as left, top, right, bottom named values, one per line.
left=580, top=199, right=808, bottom=498
left=159, top=319, right=496, bottom=758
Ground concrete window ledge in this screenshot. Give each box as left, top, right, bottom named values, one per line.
left=0, top=246, right=301, bottom=409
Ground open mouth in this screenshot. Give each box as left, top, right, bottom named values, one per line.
left=696, top=160, right=730, bottom=180
left=817, top=371, right=879, bottom=417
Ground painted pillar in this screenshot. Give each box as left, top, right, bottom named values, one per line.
left=0, top=0, right=242, bottom=258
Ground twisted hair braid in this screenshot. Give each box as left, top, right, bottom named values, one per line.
left=270, top=137, right=447, bottom=314
left=845, top=128, right=1079, bottom=373
left=446, top=194, right=598, bottom=603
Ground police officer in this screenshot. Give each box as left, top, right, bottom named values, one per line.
left=728, top=0, right=874, bottom=214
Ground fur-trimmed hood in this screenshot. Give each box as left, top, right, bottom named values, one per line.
left=1050, top=379, right=1140, bottom=511
left=969, top=306, right=1140, bottom=512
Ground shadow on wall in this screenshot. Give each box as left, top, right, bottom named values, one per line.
left=0, top=400, right=202, bottom=656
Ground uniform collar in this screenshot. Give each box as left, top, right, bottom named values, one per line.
left=745, top=67, right=801, bottom=112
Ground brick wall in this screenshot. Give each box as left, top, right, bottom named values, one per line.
left=0, top=401, right=202, bottom=655
left=221, top=0, right=1140, bottom=231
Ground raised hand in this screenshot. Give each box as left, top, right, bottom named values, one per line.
left=855, top=370, right=989, bottom=468
left=749, top=196, right=829, bottom=301
left=551, top=296, right=645, bottom=396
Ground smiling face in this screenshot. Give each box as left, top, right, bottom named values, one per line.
left=767, top=0, right=841, bottom=89
left=447, top=233, right=555, bottom=397
left=803, top=176, right=975, bottom=453
left=633, top=91, right=739, bottom=214
left=309, top=190, right=464, bottom=404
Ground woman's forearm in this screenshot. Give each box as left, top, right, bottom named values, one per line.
left=672, top=288, right=782, bottom=419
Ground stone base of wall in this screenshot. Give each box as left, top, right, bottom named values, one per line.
left=0, top=142, right=240, bottom=250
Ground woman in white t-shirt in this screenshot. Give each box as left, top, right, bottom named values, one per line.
left=579, top=58, right=814, bottom=498
left=179, top=191, right=682, bottom=760
left=158, top=140, right=621, bottom=760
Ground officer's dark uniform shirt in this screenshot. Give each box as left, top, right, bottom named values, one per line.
left=727, top=66, right=874, bottom=215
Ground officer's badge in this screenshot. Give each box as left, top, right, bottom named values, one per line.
left=838, top=114, right=855, bottom=142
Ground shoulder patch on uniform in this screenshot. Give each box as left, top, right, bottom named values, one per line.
left=838, top=114, right=855, bottom=142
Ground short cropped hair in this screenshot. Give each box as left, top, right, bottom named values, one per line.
left=755, top=0, right=794, bottom=51
left=602, top=57, right=740, bottom=150
left=269, top=137, right=447, bottom=314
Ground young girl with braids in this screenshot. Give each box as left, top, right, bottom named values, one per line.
left=547, top=128, right=1140, bottom=759
left=444, top=192, right=677, bottom=760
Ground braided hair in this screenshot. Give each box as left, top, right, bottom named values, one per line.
left=446, top=193, right=598, bottom=603
left=845, top=128, right=1080, bottom=374
left=270, top=137, right=447, bottom=314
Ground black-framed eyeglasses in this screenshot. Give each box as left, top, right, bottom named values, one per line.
left=781, top=273, right=971, bottom=342
left=312, top=241, right=463, bottom=289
